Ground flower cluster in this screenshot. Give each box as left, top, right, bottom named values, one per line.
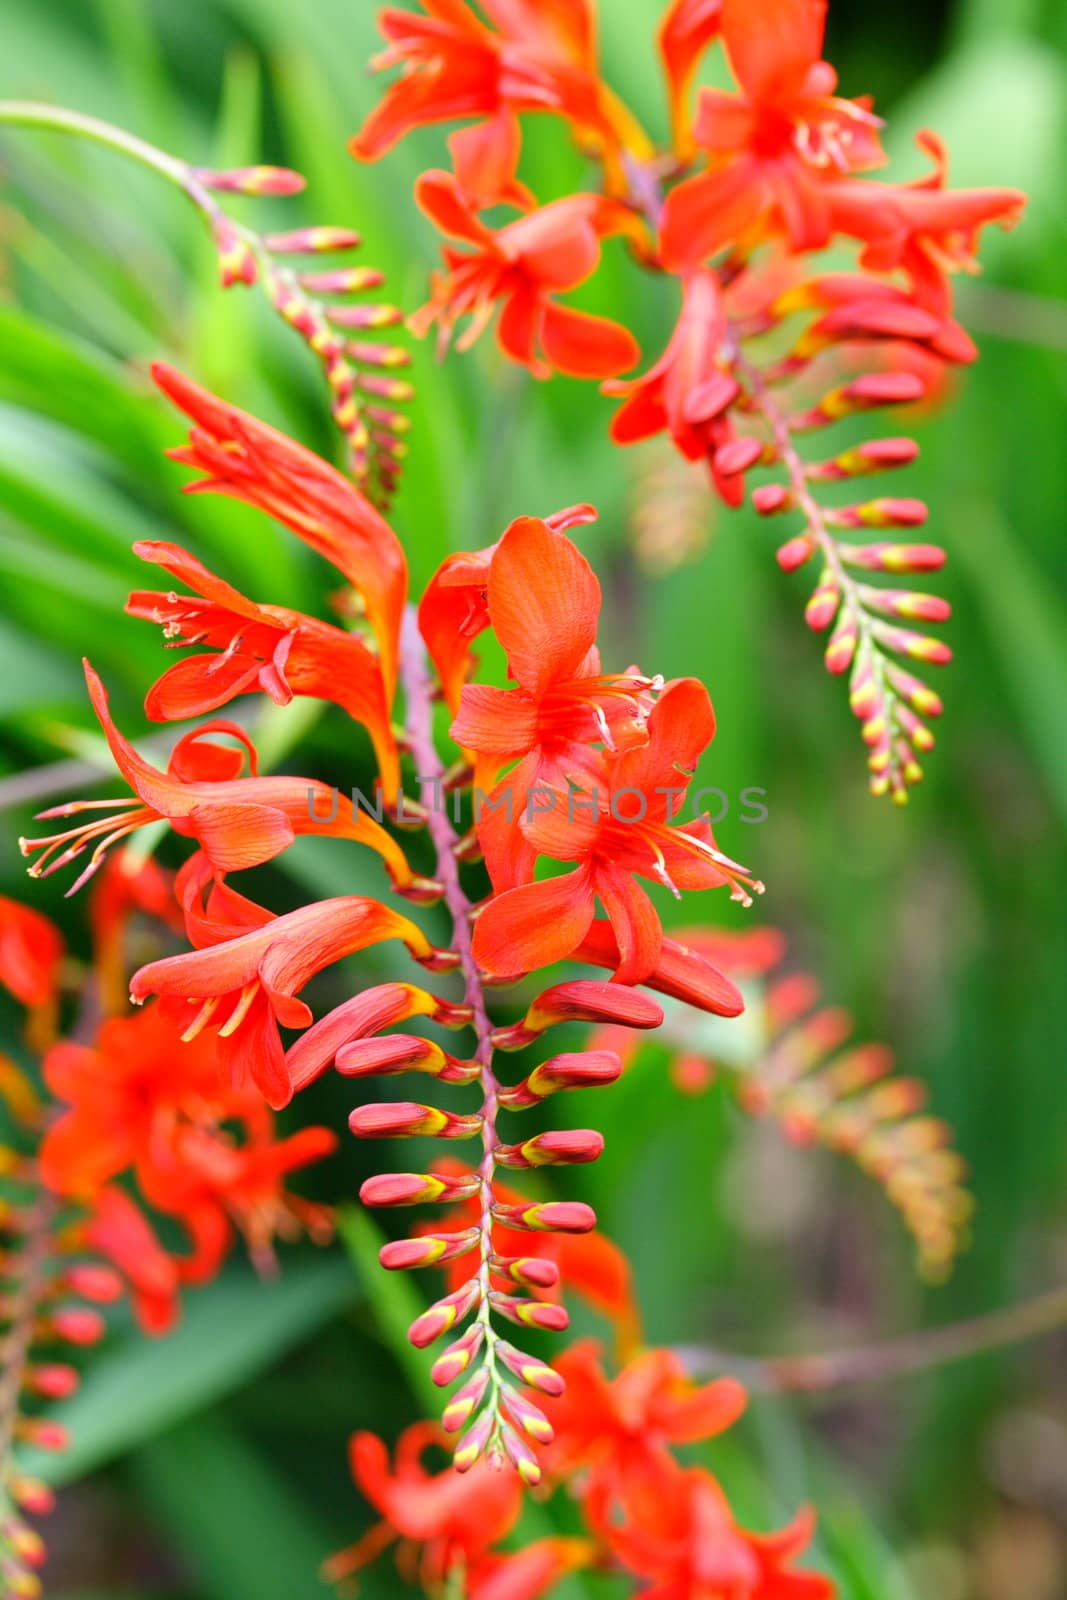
left=0, top=871, right=342, bottom=1594
left=352, top=0, right=1025, bottom=797
left=593, top=924, right=973, bottom=1279
left=329, top=1332, right=832, bottom=1599
left=19, top=364, right=754, bottom=1482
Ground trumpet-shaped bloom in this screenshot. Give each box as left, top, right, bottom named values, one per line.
left=151, top=364, right=408, bottom=699
left=350, top=0, right=648, bottom=183
left=411, top=175, right=642, bottom=378
left=607, top=267, right=753, bottom=505
left=472, top=679, right=761, bottom=984
left=20, top=664, right=415, bottom=896
left=593, top=1460, right=834, bottom=1600
left=128, top=540, right=400, bottom=803
left=543, top=1339, right=747, bottom=1511
left=659, top=0, right=884, bottom=268
left=452, top=516, right=655, bottom=881
left=128, top=895, right=436, bottom=1106
left=418, top=504, right=596, bottom=713
left=824, top=131, right=1025, bottom=317
left=40, top=1002, right=336, bottom=1311
left=325, top=1422, right=589, bottom=1596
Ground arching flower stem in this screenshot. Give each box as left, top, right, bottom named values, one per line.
left=398, top=606, right=508, bottom=1456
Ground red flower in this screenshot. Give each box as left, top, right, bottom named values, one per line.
left=410, top=174, right=642, bottom=378
left=593, top=1460, right=834, bottom=1600
left=151, top=364, right=408, bottom=700
left=0, top=893, right=64, bottom=1016
left=823, top=131, right=1025, bottom=317
left=21, top=664, right=415, bottom=896
left=451, top=516, right=656, bottom=881
left=350, top=0, right=649, bottom=184
left=607, top=267, right=755, bottom=505
left=128, top=539, right=400, bottom=804
left=472, top=679, right=762, bottom=984
left=128, top=894, right=437, bottom=1107
left=40, top=1002, right=336, bottom=1311
left=659, top=0, right=884, bottom=269
left=88, top=850, right=183, bottom=1016
left=326, top=1422, right=587, bottom=1595
left=543, top=1339, right=746, bottom=1509
left=418, top=504, right=596, bottom=714
left=83, top=1185, right=182, bottom=1336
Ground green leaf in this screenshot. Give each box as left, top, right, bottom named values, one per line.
left=22, top=1252, right=358, bottom=1486
left=131, top=1415, right=345, bottom=1600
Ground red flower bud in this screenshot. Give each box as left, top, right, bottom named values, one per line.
left=348, top=1102, right=482, bottom=1139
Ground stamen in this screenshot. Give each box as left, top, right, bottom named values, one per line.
left=181, top=996, right=220, bottom=1042
left=218, top=982, right=261, bottom=1038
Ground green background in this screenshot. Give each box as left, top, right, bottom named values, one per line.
left=1, top=0, right=1066, bottom=1595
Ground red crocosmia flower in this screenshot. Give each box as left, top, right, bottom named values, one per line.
left=128, top=896, right=437, bottom=1108
left=20, top=664, right=415, bottom=896
left=606, top=267, right=755, bottom=506
left=427, top=1159, right=640, bottom=1343
left=0, top=893, right=64, bottom=1015
left=659, top=0, right=722, bottom=156
left=128, top=540, right=400, bottom=805
left=150, top=364, right=408, bottom=700
left=410, top=174, right=642, bottom=378
left=84, top=1185, right=182, bottom=1335
left=418, top=504, right=597, bottom=714
left=451, top=517, right=656, bottom=881
left=472, top=679, right=762, bottom=985
left=41, top=1002, right=336, bottom=1303
left=350, top=0, right=649, bottom=185
left=542, top=1339, right=747, bottom=1511
left=659, top=0, right=885, bottom=269
left=324, top=1422, right=519, bottom=1589
left=593, top=1460, right=834, bottom=1600
left=824, top=131, right=1026, bottom=319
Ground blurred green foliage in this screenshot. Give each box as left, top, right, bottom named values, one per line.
left=1, top=0, right=1066, bottom=1595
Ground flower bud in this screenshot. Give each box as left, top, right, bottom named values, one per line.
left=491, top=1200, right=596, bottom=1234
left=870, top=623, right=952, bottom=666
left=442, top=1367, right=491, bottom=1432
left=263, top=226, right=362, bottom=253
left=63, top=1263, right=123, bottom=1302
left=491, top=1255, right=560, bottom=1290
left=776, top=532, right=817, bottom=572
left=24, top=1363, right=79, bottom=1400
left=496, top=1340, right=567, bottom=1395
left=501, top=1385, right=554, bottom=1444
left=752, top=483, right=792, bottom=515
left=409, top=1280, right=481, bottom=1349
left=713, top=437, right=764, bottom=477
left=298, top=266, right=385, bottom=293
left=489, top=1292, right=570, bottom=1333
left=360, top=1170, right=480, bottom=1207
left=498, top=1419, right=543, bottom=1485
left=337, top=1035, right=447, bottom=1077
left=804, top=569, right=839, bottom=632
left=496, top=1129, right=604, bottom=1168
left=14, top=1418, right=69, bottom=1452
left=47, top=1306, right=106, bottom=1345
left=194, top=164, right=306, bottom=195
left=492, top=981, right=661, bottom=1049
left=431, top=1323, right=485, bottom=1385
left=211, top=216, right=257, bottom=288
left=348, top=1102, right=482, bottom=1139
left=453, top=1409, right=495, bottom=1473
left=379, top=1229, right=479, bottom=1270
left=839, top=541, right=945, bottom=573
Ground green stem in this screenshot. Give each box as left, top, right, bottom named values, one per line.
left=678, top=1283, right=1067, bottom=1395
